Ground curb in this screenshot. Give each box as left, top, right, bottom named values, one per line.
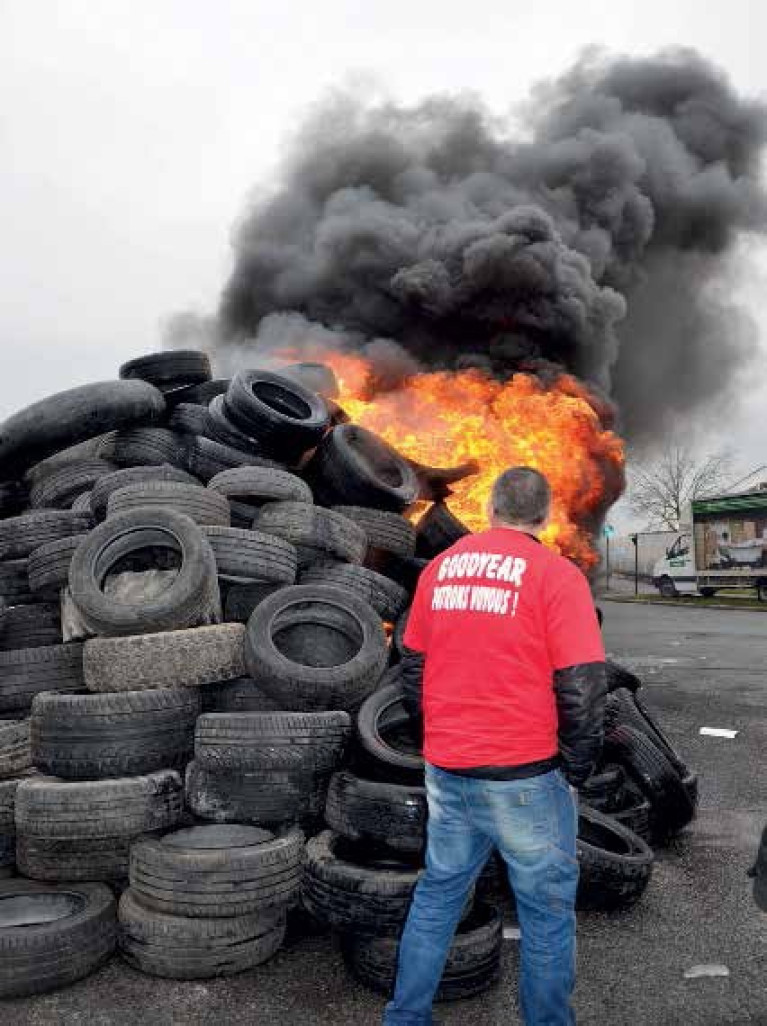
left=600, top=596, right=767, bottom=613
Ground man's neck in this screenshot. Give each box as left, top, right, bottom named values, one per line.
left=491, top=521, right=543, bottom=540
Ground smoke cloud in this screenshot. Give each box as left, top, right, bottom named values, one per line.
left=215, top=49, right=767, bottom=443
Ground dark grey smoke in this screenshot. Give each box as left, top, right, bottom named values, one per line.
left=216, top=49, right=767, bottom=442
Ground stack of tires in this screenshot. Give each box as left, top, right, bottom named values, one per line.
left=0, top=349, right=698, bottom=1000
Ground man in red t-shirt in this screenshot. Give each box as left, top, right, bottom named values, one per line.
left=383, top=466, right=606, bottom=1026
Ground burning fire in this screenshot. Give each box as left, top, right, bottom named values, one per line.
left=288, top=352, right=624, bottom=568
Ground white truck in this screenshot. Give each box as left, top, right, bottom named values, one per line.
left=652, top=490, right=767, bottom=600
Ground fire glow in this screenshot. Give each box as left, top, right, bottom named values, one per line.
left=300, top=351, right=625, bottom=570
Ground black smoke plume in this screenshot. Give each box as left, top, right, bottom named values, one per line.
left=214, top=49, right=767, bottom=443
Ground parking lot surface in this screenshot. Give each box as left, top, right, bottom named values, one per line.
left=7, top=600, right=767, bottom=1025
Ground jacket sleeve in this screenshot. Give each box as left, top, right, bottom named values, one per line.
left=553, top=661, right=607, bottom=787
left=400, top=647, right=425, bottom=719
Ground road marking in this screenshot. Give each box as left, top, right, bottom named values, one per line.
left=683, top=964, right=730, bottom=979
left=699, top=727, right=738, bottom=738
left=502, top=926, right=521, bottom=940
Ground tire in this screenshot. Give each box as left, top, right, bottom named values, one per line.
left=325, top=771, right=427, bottom=856
left=300, top=563, right=408, bottom=622
left=207, top=394, right=271, bottom=454
left=576, top=805, right=654, bottom=911
left=129, top=823, right=304, bottom=917
left=256, top=502, right=367, bottom=565
left=30, top=689, right=200, bottom=779
left=185, top=436, right=283, bottom=483
left=224, top=370, right=329, bottom=461
left=71, top=491, right=93, bottom=513
left=107, top=481, right=231, bottom=527
left=0, top=558, right=37, bottom=605
left=0, top=510, right=93, bottom=561
left=0, top=604, right=61, bottom=651
left=28, top=460, right=116, bottom=510
left=185, top=759, right=312, bottom=826
left=15, top=771, right=184, bottom=882
left=68, top=507, right=219, bottom=636
left=120, top=350, right=211, bottom=390
left=83, top=624, right=246, bottom=692
left=0, top=481, right=28, bottom=518
left=244, top=584, right=388, bottom=713
left=118, top=888, right=285, bottom=979
left=392, top=607, right=410, bottom=658
left=166, top=379, right=229, bottom=407
left=301, top=830, right=421, bottom=935
left=89, top=465, right=199, bottom=521
left=0, top=879, right=116, bottom=997
left=332, top=506, right=417, bottom=561
left=0, top=644, right=84, bottom=715
left=415, top=503, right=469, bottom=558
left=201, top=676, right=287, bottom=713
left=195, top=711, right=352, bottom=773
left=27, top=535, right=88, bottom=592
left=97, top=428, right=188, bottom=470
left=222, top=582, right=289, bottom=623
left=307, top=425, right=419, bottom=512
left=208, top=466, right=312, bottom=507
left=604, top=724, right=694, bottom=837
left=355, top=676, right=424, bottom=784
left=699, top=587, right=716, bottom=598
left=167, top=403, right=216, bottom=438
left=343, top=901, right=501, bottom=1001
left=577, top=764, right=626, bottom=814
left=0, top=719, right=32, bottom=778
left=758, top=583, right=767, bottom=603
left=0, top=380, right=166, bottom=478
left=605, top=688, right=689, bottom=777
left=658, top=576, right=677, bottom=598
left=605, top=659, right=642, bottom=694
left=0, top=775, right=26, bottom=871
left=200, top=526, right=298, bottom=583
left=611, top=783, right=654, bottom=844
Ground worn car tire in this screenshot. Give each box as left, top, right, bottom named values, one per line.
left=332, top=507, right=417, bottom=561
left=578, top=764, right=627, bottom=814
left=97, top=428, right=188, bottom=470
left=83, top=624, right=246, bottom=692
left=120, top=350, right=212, bottom=391
left=185, top=436, right=282, bottom=483
left=167, top=403, right=217, bottom=438
left=604, top=724, right=694, bottom=837
left=107, top=481, right=231, bottom=527
left=224, top=370, right=329, bottom=461
left=325, top=771, right=427, bottom=856
left=0, top=510, right=93, bottom=562
left=129, top=823, right=304, bottom=917
left=355, top=675, right=424, bottom=784
left=28, top=460, right=116, bottom=511
left=256, top=502, right=367, bottom=566
left=89, top=465, right=199, bottom=521
left=68, top=507, right=219, bottom=636
left=301, top=830, right=421, bottom=935
left=299, top=562, right=408, bottom=622
left=30, top=689, right=200, bottom=779
left=308, top=425, right=419, bottom=512
left=185, top=759, right=312, bottom=826
left=200, top=526, right=297, bottom=583
left=576, top=805, right=654, bottom=911
left=0, top=604, right=61, bottom=651
left=605, top=660, right=642, bottom=693
left=27, top=536, right=88, bottom=592
left=0, top=644, right=84, bottom=714
left=222, top=582, right=289, bottom=623
left=208, top=466, right=312, bottom=508
left=200, top=676, right=286, bottom=714
left=0, top=379, right=166, bottom=477
left=415, top=503, right=470, bottom=559
left=244, top=584, right=387, bottom=713
left=15, top=771, right=184, bottom=882
left=343, top=901, right=501, bottom=1001
left=118, top=888, right=285, bottom=979
left=195, top=711, right=351, bottom=773
left=0, top=559, right=37, bottom=606
left=0, top=878, right=117, bottom=997
left=0, top=719, right=32, bottom=779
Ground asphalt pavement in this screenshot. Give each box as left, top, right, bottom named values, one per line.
left=6, top=601, right=767, bottom=1025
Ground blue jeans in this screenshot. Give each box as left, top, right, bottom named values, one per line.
left=383, top=765, right=579, bottom=1026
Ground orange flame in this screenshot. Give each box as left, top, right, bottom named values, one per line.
left=284, top=351, right=624, bottom=569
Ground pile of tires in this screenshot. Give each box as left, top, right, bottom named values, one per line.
left=0, top=349, right=698, bottom=999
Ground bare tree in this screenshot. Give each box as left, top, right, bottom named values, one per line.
left=629, top=446, right=734, bottom=530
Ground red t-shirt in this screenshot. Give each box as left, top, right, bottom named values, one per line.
left=403, top=526, right=605, bottom=769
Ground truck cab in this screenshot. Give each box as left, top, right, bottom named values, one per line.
left=652, top=533, right=698, bottom=597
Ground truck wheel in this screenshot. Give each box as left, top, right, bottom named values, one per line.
left=658, top=577, right=677, bottom=598
left=758, top=583, right=767, bottom=602
left=700, top=588, right=716, bottom=598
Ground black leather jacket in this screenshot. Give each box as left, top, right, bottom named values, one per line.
left=400, top=649, right=606, bottom=788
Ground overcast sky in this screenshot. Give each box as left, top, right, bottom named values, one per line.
left=2, top=0, right=766, bottom=513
